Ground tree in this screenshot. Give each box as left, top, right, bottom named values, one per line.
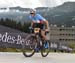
left=0, top=18, right=5, bottom=25
left=16, top=21, right=22, bottom=31
left=22, top=22, right=31, bottom=33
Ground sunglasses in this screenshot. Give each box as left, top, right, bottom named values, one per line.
left=30, top=13, right=34, bottom=14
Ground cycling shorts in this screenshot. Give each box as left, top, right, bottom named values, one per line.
left=33, top=23, right=45, bottom=30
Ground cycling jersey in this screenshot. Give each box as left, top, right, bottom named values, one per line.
left=29, top=14, right=46, bottom=24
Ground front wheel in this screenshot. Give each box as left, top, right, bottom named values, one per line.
left=22, top=35, right=37, bottom=57
left=41, top=40, right=50, bottom=57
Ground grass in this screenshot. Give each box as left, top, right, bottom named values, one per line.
left=0, top=48, right=22, bottom=52
left=0, top=47, right=75, bottom=53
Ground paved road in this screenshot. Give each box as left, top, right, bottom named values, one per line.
left=0, top=52, right=75, bottom=63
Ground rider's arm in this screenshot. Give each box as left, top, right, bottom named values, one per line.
left=29, top=15, right=34, bottom=27
left=44, top=20, right=49, bottom=29
left=31, top=21, right=34, bottom=27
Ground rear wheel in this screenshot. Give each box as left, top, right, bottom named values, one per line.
left=22, top=35, right=37, bottom=57
left=41, top=40, right=50, bottom=57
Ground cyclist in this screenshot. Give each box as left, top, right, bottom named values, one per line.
left=29, top=9, right=49, bottom=41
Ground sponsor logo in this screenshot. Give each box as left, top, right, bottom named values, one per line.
left=0, top=32, right=25, bottom=45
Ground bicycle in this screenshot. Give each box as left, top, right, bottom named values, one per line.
left=22, top=27, right=50, bottom=57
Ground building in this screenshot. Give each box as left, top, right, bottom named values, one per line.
left=50, top=25, right=75, bottom=46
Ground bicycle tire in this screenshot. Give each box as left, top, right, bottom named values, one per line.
left=41, top=40, right=50, bottom=57
left=22, top=35, right=37, bottom=57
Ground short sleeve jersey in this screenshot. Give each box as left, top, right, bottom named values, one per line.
left=29, top=14, right=46, bottom=23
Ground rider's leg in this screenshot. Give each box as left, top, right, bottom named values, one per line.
left=41, top=30, right=47, bottom=40
left=41, top=30, right=49, bottom=48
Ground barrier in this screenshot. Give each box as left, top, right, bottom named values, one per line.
left=0, top=32, right=28, bottom=49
